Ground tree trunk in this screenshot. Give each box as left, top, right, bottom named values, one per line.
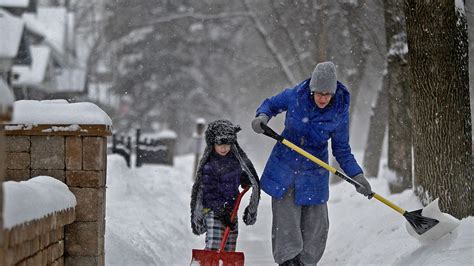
left=331, top=0, right=369, bottom=184
left=340, top=0, right=369, bottom=119
left=316, top=0, right=329, bottom=62
left=363, top=70, right=388, bottom=178
left=405, top=0, right=472, bottom=218
left=385, top=0, right=412, bottom=193
left=365, top=0, right=413, bottom=189
left=387, top=52, right=411, bottom=193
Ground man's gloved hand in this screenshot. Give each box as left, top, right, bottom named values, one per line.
left=352, top=173, right=372, bottom=197
left=240, top=172, right=251, bottom=189
left=251, top=114, right=269, bottom=134
left=215, top=205, right=236, bottom=230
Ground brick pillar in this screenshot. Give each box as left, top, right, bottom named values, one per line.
left=0, top=96, right=13, bottom=265
left=0, top=125, right=6, bottom=266
left=65, top=136, right=107, bottom=265
left=4, top=125, right=111, bottom=266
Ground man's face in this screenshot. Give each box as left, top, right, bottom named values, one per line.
left=214, top=144, right=231, bottom=156
left=313, top=92, right=333, bottom=108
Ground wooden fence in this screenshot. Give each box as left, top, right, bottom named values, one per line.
left=111, top=134, right=132, bottom=167
left=111, top=129, right=175, bottom=168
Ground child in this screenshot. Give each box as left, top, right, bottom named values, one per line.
left=190, top=119, right=260, bottom=251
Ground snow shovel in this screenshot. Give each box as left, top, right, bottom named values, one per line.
left=191, top=187, right=250, bottom=266
left=260, top=124, right=441, bottom=236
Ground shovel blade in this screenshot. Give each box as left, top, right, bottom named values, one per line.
left=405, top=198, right=460, bottom=243
left=404, top=209, right=439, bottom=235
left=191, top=249, right=244, bottom=266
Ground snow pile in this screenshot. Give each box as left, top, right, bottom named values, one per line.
left=321, top=177, right=473, bottom=265
left=9, top=100, right=112, bottom=126
left=106, top=154, right=202, bottom=265
left=3, top=176, right=77, bottom=229
left=106, top=154, right=473, bottom=265
left=406, top=198, right=461, bottom=244
left=141, top=129, right=178, bottom=140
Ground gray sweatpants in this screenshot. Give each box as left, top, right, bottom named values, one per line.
left=272, top=187, right=329, bottom=265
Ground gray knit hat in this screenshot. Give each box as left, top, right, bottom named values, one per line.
left=309, top=61, right=337, bottom=94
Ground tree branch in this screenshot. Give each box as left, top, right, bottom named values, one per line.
left=242, top=0, right=297, bottom=85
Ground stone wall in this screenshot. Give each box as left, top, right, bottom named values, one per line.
left=3, top=208, right=75, bottom=265
left=1, top=100, right=13, bottom=265
left=4, top=125, right=110, bottom=265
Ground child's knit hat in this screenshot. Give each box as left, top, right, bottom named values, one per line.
left=205, top=119, right=241, bottom=146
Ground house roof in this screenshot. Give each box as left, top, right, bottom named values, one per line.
left=22, top=11, right=50, bottom=39
left=36, top=7, right=67, bottom=54
left=0, top=0, right=29, bottom=8
left=22, top=7, right=78, bottom=68
left=0, top=8, right=24, bottom=58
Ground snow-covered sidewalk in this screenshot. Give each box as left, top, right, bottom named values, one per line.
left=105, top=154, right=473, bottom=265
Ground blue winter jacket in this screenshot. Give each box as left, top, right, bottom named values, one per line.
left=256, top=79, right=363, bottom=205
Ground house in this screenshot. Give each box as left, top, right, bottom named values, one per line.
left=1, top=2, right=87, bottom=100
left=0, top=7, right=25, bottom=121
left=0, top=8, right=27, bottom=78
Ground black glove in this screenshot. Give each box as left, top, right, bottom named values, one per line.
left=215, top=205, right=236, bottom=230
left=243, top=206, right=257, bottom=225
left=240, top=172, right=251, bottom=189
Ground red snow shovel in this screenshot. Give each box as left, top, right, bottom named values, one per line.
left=191, top=187, right=250, bottom=266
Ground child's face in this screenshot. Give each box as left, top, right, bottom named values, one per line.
left=214, top=144, right=231, bottom=156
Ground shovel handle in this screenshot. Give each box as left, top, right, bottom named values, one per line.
left=218, top=187, right=250, bottom=252
left=260, top=124, right=407, bottom=215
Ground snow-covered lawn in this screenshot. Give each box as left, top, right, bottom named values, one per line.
left=105, top=154, right=473, bottom=265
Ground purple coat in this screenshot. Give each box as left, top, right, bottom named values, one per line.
left=201, top=151, right=242, bottom=212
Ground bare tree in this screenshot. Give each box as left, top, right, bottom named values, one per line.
left=385, top=0, right=412, bottom=193
left=363, top=69, right=388, bottom=178
left=339, top=0, right=370, bottom=117
left=405, top=0, right=472, bottom=218
left=98, top=0, right=383, bottom=156
left=242, top=0, right=297, bottom=85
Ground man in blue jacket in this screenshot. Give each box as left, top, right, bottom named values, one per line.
left=251, top=61, right=372, bottom=266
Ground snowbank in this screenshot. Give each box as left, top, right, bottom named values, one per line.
left=105, top=154, right=202, bottom=265
left=3, top=176, right=77, bottom=229
left=321, top=178, right=473, bottom=265
left=141, top=129, right=178, bottom=140
left=105, top=154, right=473, bottom=265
